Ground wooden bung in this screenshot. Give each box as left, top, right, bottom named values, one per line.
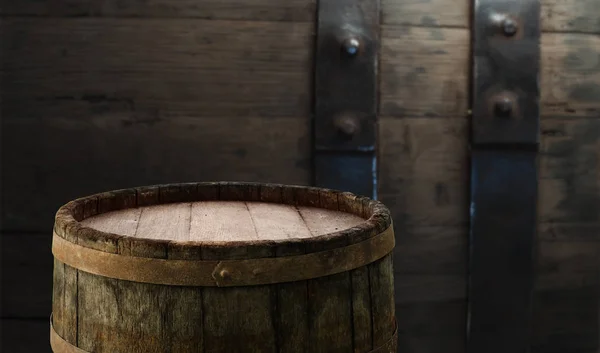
left=50, top=182, right=397, bottom=352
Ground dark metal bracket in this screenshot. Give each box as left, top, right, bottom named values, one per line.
left=313, top=0, right=380, bottom=198
left=468, top=0, right=541, bottom=352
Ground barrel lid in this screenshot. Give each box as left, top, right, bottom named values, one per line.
left=53, top=182, right=391, bottom=261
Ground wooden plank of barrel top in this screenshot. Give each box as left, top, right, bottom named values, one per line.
left=49, top=182, right=397, bottom=353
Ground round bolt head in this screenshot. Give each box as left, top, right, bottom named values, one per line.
left=219, top=269, right=230, bottom=279
left=334, top=115, right=359, bottom=137
left=502, top=18, right=518, bottom=36
left=341, top=38, right=360, bottom=57
left=494, top=96, right=513, bottom=117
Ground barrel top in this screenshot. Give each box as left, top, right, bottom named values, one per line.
left=81, top=201, right=365, bottom=242
left=53, top=183, right=392, bottom=260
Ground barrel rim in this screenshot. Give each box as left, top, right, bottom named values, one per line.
left=53, top=182, right=392, bottom=260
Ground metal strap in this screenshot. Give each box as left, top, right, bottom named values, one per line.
left=52, top=226, right=394, bottom=287
left=50, top=315, right=397, bottom=353
left=50, top=315, right=87, bottom=353
left=313, top=0, right=380, bottom=199
left=468, top=0, right=540, bottom=351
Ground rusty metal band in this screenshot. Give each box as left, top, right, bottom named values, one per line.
left=468, top=0, right=540, bottom=352
left=52, top=225, right=394, bottom=287
left=50, top=315, right=86, bottom=353
left=50, top=314, right=397, bottom=353
left=313, top=0, right=380, bottom=198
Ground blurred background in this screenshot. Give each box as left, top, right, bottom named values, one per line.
left=1, top=0, right=599, bottom=352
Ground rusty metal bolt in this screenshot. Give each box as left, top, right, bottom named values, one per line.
left=334, top=115, right=359, bottom=138
left=341, top=37, right=360, bottom=57
left=494, top=96, right=513, bottom=117
left=501, top=17, right=518, bottom=37
left=219, top=269, right=230, bottom=279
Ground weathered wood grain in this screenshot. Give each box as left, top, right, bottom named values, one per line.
left=380, top=28, right=600, bottom=119
left=538, top=241, right=600, bottom=273
left=541, top=34, right=600, bottom=118
left=539, top=118, right=600, bottom=224
left=1, top=18, right=312, bottom=119
left=0, top=0, right=316, bottom=22
left=380, top=26, right=469, bottom=119
left=0, top=17, right=313, bottom=232
left=369, top=255, right=396, bottom=347
left=1, top=116, right=311, bottom=231
left=393, top=226, right=467, bottom=274
left=533, top=272, right=599, bottom=353
left=393, top=274, right=467, bottom=352
left=381, top=0, right=600, bottom=34
left=379, top=118, right=469, bottom=227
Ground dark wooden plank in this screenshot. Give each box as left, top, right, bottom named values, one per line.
left=380, top=27, right=469, bottom=119
left=306, top=226, right=353, bottom=352
left=380, top=0, right=600, bottom=34
left=394, top=274, right=466, bottom=305
left=1, top=233, right=53, bottom=319
left=538, top=223, right=600, bottom=241
left=395, top=299, right=467, bottom=353
left=540, top=0, right=600, bottom=34
left=539, top=118, right=600, bottom=223
left=0, top=319, right=52, bottom=353
left=0, top=0, right=316, bottom=22
left=380, top=29, right=599, bottom=119
left=533, top=273, right=599, bottom=353
left=276, top=278, right=309, bottom=353
left=369, top=255, right=396, bottom=347
left=378, top=118, right=469, bottom=227
left=392, top=226, right=467, bottom=274
left=77, top=271, right=171, bottom=352
left=1, top=116, right=311, bottom=232
left=201, top=227, right=277, bottom=353
left=0, top=18, right=312, bottom=119
left=538, top=241, right=600, bottom=273
left=540, top=34, right=600, bottom=118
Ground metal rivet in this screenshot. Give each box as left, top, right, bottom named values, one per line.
left=494, top=96, right=513, bottom=117
left=219, top=269, right=230, bottom=279
left=334, top=115, right=359, bottom=138
left=501, top=17, right=518, bottom=37
left=341, top=38, right=360, bottom=57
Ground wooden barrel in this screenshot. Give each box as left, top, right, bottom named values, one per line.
left=50, top=182, right=396, bottom=352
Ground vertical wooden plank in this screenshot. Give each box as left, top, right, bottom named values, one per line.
left=201, top=267, right=277, bottom=352
left=351, top=266, right=373, bottom=352
left=201, top=183, right=277, bottom=353
left=369, top=254, right=396, bottom=347
left=63, top=265, right=78, bottom=345
left=51, top=259, right=65, bottom=338
left=257, top=185, right=309, bottom=353
left=303, top=193, right=353, bottom=352
left=77, top=271, right=170, bottom=352
left=166, top=244, right=204, bottom=352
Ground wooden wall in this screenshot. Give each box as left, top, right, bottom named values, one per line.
left=1, top=0, right=599, bottom=352
left=379, top=1, right=600, bottom=352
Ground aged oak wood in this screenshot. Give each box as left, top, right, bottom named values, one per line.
left=1, top=2, right=598, bottom=353
left=2, top=0, right=597, bottom=34
left=50, top=183, right=397, bottom=352
left=0, top=0, right=316, bottom=22
left=381, top=28, right=600, bottom=119
left=380, top=0, right=599, bottom=33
